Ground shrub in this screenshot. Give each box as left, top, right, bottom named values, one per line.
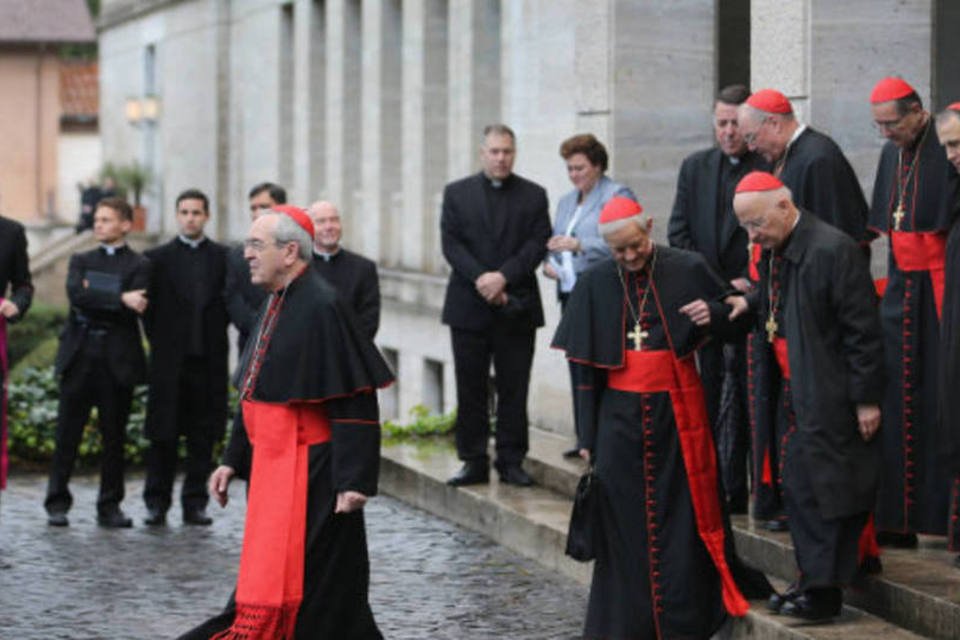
left=382, top=404, right=456, bottom=440
left=6, top=303, right=67, bottom=367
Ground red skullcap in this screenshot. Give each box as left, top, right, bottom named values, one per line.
left=870, top=77, right=916, bottom=104
left=745, top=89, right=793, bottom=115
left=735, top=171, right=785, bottom=194
left=272, top=204, right=315, bottom=239
left=599, top=196, right=643, bottom=224
left=947, top=102, right=960, bottom=112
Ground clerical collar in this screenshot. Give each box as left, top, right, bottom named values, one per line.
left=178, top=235, right=206, bottom=249
left=727, top=155, right=741, bottom=166
left=484, top=173, right=512, bottom=189
left=313, top=247, right=341, bottom=262
left=785, top=123, right=807, bottom=152
left=99, top=243, right=126, bottom=256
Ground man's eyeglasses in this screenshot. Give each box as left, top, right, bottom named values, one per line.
left=243, top=238, right=284, bottom=251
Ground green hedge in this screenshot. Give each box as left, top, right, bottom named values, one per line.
left=383, top=404, right=456, bottom=440
left=6, top=303, right=67, bottom=367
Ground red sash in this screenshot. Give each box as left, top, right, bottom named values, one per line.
left=213, top=400, right=332, bottom=640
left=607, top=350, right=750, bottom=617
left=772, top=338, right=790, bottom=380
left=890, top=230, right=946, bottom=320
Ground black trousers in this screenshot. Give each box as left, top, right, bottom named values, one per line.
left=450, top=325, right=535, bottom=467
left=45, top=342, right=133, bottom=515
left=143, top=356, right=216, bottom=513
left=700, top=339, right=750, bottom=506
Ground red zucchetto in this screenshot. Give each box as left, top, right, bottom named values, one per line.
left=735, top=171, right=785, bottom=194
left=745, top=89, right=793, bottom=115
left=599, top=196, right=643, bottom=224
left=870, top=77, right=916, bottom=104
left=947, top=102, right=960, bottom=112
left=273, top=204, right=315, bottom=239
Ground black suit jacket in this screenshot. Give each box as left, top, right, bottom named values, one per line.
left=0, top=215, right=33, bottom=321
left=312, top=248, right=380, bottom=340
left=143, top=238, right=230, bottom=440
left=667, top=147, right=768, bottom=281
left=55, top=246, right=149, bottom=386
left=440, top=172, right=550, bottom=331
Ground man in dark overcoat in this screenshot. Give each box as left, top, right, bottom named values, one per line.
left=143, top=188, right=229, bottom=526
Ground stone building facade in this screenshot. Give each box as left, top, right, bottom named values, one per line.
left=98, top=0, right=958, bottom=431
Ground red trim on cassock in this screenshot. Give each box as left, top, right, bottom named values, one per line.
left=0, top=314, right=7, bottom=490
left=874, top=278, right=888, bottom=299
left=748, top=243, right=762, bottom=282
left=213, top=401, right=332, bottom=640
left=607, top=350, right=750, bottom=617
left=858, top=515, right=881, bottom=564
left=890, top=230, right=946, bottom=320
left=772, top=338, right=790, bottom=380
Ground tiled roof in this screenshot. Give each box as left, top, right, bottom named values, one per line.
left=61, top=61, right=98, bottom=118
left=0, top=0, right=95, bottom=44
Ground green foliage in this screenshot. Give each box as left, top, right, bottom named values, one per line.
left=6, top=304, right=67, bottom=368
left=382, top=404, right=456, bottom=440
left=101, top=161, right=152, bottom=206
left=11, top=336, right=59, bottom=378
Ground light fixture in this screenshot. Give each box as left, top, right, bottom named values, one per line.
left=125, top=95, right=161, bottom=126
left=125, top=97, right=142, bottom=124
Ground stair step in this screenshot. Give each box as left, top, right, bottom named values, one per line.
left=379, top=434, right=924, bottom=639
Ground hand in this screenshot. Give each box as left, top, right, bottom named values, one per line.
left=546, top=235, right=580, bottom=253
left=491, top=291, right=508, bottom=306
left=730, top=278, right=752, bottom=293
left=475, top=271, right=507, bottom=303
left=0, top=299, right=20, bottom=319
left=209, top=465, right=235, bottom=507
left=121, top=289, right=148, bottom=314
left=542, top=262, right=559, bottom=280
left=726, top=295, right=749, bottom=320
left=578, top=449, right=591, bottom=464
left=335, top=490, right=368, bottom=514
left=857, top=404, right=881, bottom=442
left=679, top=299, right=712, bottom=326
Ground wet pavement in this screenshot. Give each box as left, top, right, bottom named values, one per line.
left=0, top=472, right=586, bottom=639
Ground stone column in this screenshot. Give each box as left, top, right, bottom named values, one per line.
left=292, top=0, right=325, bottom=206
left=751, top=0, right=809, bottom=117
left=401, top=0, right=448, bottom=273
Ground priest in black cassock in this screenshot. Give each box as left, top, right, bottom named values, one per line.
left=308, top=200, right=380, bottom=340
left=729, top=172, right=884, bottom=621
left=935, top=103, right=960, bottom=566
left=868, top=77, right=960, bottom=551
left=737, top=87, right=873, bottom=532
left=178, top=205, right=392, bottom=640
left=553, top=196, right=755, bottom=640
left=142, top=189, right=229, bottom=526
left=668, top=83, right=768, bottom=514
left=45, top=198, right=148, bottom=528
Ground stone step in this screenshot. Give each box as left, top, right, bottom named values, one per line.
left=522, top=428, right=960, bottom=640
left=379, top=435, right=922, bottom=640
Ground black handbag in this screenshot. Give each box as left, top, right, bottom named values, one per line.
left=565, top=467, right=600, bottom=562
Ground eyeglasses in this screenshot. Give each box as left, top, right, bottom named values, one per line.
left=742, top=118, right=770, bottom=146
left=873, top=116, right=906, bottom=132
left=243, top=238, right=284, bottom=251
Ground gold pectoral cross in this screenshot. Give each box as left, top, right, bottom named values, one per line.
left=765, top=315, right=779, bottom=343
left=892, top=205, right=906, bottom=231
left=627, top=322, right=649, bottom=351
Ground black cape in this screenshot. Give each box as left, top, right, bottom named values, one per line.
left=312, top=248, right=380, bottom=340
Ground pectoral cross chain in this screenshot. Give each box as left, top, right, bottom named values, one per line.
left=627, top=322, right=649, bottom=351
left=892, top=205, right=905, bottom=231
left=765, top=315, right=779, bottom=343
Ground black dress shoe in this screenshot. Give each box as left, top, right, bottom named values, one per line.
left=562, top=447, right=582, bottom=459
left=857, top=555, right=883, bottom=576
left=764, top=517, right=789, bottom=532
left=183, top=508, right=213, bottom=526
left=498, top=465, right=534, bottom=487
left=144, top=508, right=167, bottom=526
left=47, top=512, right=69, bottom=527
left=446, top=462, right=489, bottom=487
left=875, top=531, right=918, bottom=548
left=766, top=585, right=799, bottom=614
left=97, top=509, right=133, bottom=528
left=780, top=590, right=841, bottom=621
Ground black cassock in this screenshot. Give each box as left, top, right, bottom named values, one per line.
left=748, top=213, right=885, bottom=589
left=750, top=127, right=873, bottom=519
left=869, top=118, right=960, bottom=539
left=179, top=268, right=394, bottom=640
left=941, top=188, right=960, bottom=552
left=312, top=248, right=381, bottom=340
left=553, top=248, right=760, bottom=640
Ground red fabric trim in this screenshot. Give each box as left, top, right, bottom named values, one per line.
left=334, top=418, right=379, bottom=425
left=748, top=243, right=762, bottom=282
left=874, top=278, right=888, bottom=298
left=0, top=314, right=7, bottom=490
left=761, top=451, right=773, bottom=486
left=772, top=338, right=790, bottom=380
left=858, top=515, right=881, bottom=564
left=890, top=230, right=946, bottom=320
left=217, top=401, right=331, bottom=640
left=608, top=350, right=750, bottom=617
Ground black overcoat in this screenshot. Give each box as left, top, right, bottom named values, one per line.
left=143, top=239, right=229, bottom=441
left=749, top=213, right=885, bottom=520
left=0, top=215, right=33, bottom=318
left=440, top=172, right=550, bottom=332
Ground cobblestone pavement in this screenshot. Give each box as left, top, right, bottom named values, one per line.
left=0, top=472, right=586, bottom=639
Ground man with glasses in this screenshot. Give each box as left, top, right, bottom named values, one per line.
left=737, top=88, right=872, bottom=534
left=668, top=84, right=767, bottom=515
left=868, top=77, right=960, bottom=554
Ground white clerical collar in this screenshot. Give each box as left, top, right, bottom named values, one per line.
left=178, top=234, right=206, bottom=249
left=100, top=243, right=126, bottom=256
left=791, top=210, right=801, bottom=232
left=786, top=123, right=807, bottom=149
left=728, top=155, right=741, bottom=166
left=313, top=247, right=341, bottom=262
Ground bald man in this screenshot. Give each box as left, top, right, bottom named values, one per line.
left=308, top=200, right=380, bottom=340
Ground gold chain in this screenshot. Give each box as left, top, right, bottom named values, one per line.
left=617, top=245, right=657, bottom=348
